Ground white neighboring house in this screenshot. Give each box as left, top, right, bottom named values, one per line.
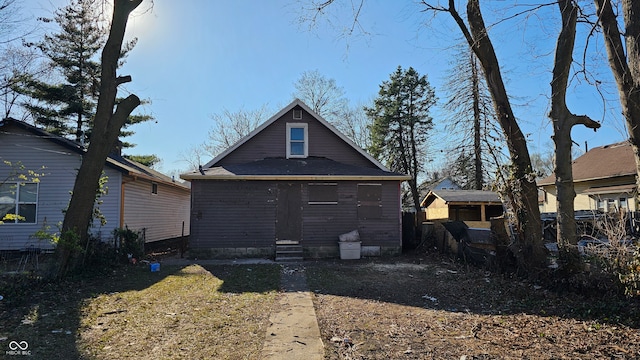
left=0, top=118, right=190, bottom=251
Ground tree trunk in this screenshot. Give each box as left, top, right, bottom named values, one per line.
left=594, top=0, right=640, bottom=195
left=58, top=0, right=142, bottom=278
left=471, top=53, right=483, bottom=190
left=461, top=0, right=546, bottom=274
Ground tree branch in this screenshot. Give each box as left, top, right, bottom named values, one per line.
left=115, top=75, right=132, bottom=86
left=573, top=114, right=601, bottom=130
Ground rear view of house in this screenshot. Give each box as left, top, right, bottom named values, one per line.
left=181, top=99, right=410, bottom=259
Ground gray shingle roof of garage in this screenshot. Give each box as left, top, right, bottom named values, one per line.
left=433, top=190, right=501, bottom=203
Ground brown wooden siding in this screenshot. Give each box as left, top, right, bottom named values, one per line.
left=217, top=107, right=376, bottom=168
left=190, top=180, right=277, bottom=249
left=189, top=179, right=401, bottom=250
left=302, top=181, right=401, bottom=247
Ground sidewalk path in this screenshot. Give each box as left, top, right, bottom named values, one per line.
left=261, top=264, right=324, bottom=360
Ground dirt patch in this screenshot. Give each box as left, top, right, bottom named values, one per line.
left=306, top=253, right=640, bottom=359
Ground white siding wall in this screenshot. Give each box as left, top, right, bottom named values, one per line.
left=0, top=128, right=122, bottom=250
left=122, top=178, right=190, bottom=242
left=89, top=167, right=122, bottom=241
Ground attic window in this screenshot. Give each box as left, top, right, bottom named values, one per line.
left=286, top=123, right=308, bottom=158
left=151, top=182, right=158, bottom=195
left=293, top=109, right=303, bottom=120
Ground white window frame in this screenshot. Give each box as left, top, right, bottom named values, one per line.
left=0, top=181, right=39, bottom=224
left=286, top=123, right=308, bottom=159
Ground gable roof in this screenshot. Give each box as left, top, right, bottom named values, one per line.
left=538, top=141, right=635, bottom=186
left=203, top=99, right=388, bottom=171
left=0, top=118, right=188, bottom=190
left=420, top=189, right=502, bottom=207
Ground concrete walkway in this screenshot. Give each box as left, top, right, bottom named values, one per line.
left=159, top=257, right=325, bottom=359
left=261, top=264, right=324, bottom=360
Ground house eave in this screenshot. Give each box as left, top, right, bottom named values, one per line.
left=180, top=174, right=412, bottom=181
left=123, top=172, right=190, bottom=191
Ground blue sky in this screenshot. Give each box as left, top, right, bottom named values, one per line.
left=20, top=1, right=627, bottom=176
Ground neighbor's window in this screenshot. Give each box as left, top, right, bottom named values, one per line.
left=0, top=182, right=38, bottom=224
left=357, top=184, right=382, bottom=219
left=597, top=198, right=605, bottom=212
left=620, top=197, right=628, bottom=210
left=308, top=183, right=338, bottom=204
left=286, top=123, right=308, bottom=158
left=151, top=182, right=158, bottom=195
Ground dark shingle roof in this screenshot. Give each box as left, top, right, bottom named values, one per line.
left=183, top=157, right=408, bottom=179
left=432, top=190, right=501, bottom=203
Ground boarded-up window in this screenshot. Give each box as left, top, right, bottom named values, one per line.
left=308, top=183, right=338, bottom=204
left=357, top=184, right=382, bottom=219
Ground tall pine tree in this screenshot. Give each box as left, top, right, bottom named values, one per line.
left=19, top=0, right=102, bottom=142
left=17, top=0, right=146, bottom=146
left=365, top=66, right=436, bottom=213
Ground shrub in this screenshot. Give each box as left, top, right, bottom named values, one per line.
left=112, top=227, right=144, bottom=262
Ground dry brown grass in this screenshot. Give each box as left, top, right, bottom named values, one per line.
left=306, top=254, right=640, bottom=359
left=3, top=252, right=640, bottom=359
left=0, top=263, right=280, bottom=359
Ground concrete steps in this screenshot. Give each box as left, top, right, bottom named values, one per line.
left=275, top=240, right=303, bottom=262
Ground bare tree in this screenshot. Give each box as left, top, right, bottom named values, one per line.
left=179, top=144, right=209, bottom=172
left=0, top=0, right=41, bottom=119
left=1, top=46, right=41, bottom=119
left=205, top=105, right=271, bottom=158
left=341, top=102, right=371, bottom=149
left=530, top=151, right=554, bottom=178
left=594, top=0, right=640, bottom=193
left=58, top=0, right=142, bottom=278
left=442, top=44, right=502, bottom=190
left=293, top=70, right=348, bottom=119
left=421, top=0, right=548, bottom=273
left=549, top=0, right=600, bottom=267
left=293, top=70, right=371, bottom=148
